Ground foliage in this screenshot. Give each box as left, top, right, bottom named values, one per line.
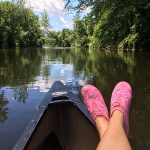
left=73, top=19, right=89, bottom=47
left=40, top=10, right=51, bottom=44
left=1, top=0, right=149, bottom=50
left=65, top=0, right=150, bottom=51
left=0, top=1, right=42, bottom=48
left=45, top=29, right=73, bottom=47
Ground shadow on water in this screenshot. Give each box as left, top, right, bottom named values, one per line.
left=130, top=53, right=150, bottom=150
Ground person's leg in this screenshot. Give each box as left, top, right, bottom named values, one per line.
left=96, top=81, right=132, bottom=150
left=95, top=116, right=109, bottom=139
left=81, top=84, right=109, bottom=139
left=96, top=110, right=132, bottom=150
left=81, top=81, right=132, bottom=150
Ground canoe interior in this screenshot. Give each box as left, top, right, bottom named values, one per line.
left=25, top=102, right=99, bottom=150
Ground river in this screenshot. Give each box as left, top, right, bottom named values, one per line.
left=0, top=48, right=150, bottom=150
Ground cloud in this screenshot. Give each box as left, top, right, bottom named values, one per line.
left=83, top=6, right=92, bottom=14
left=60, top=16, right=73, bottom=29
left=25, top=0, right=65, bottom=15
left=25, top=0, right=74, bottom=30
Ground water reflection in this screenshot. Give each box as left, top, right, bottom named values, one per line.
left=0, top=48, right=44, bottom=86
left=130, top=53, right=150, bottom=150
left=0, top=89, right=8, bottom=122
left=13, top=86, right=28, bottom=103
left=0, top=48, right=150, bottom=149
left=36, top=48, right=137, bottom=100
left=0, top=48, right=44, bottom=123
left=46, top=48, right=136, bottom=98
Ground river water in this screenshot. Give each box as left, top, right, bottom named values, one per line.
left=0, top=48, right=150, bottom=150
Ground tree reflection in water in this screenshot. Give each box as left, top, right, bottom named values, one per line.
left=13, top=86, right=28, bottom=103
left=0, top=48, right=150, bottom=149
left=0, top=48, right=44, bottom=86
left=0, top=48, right=44, bottom=122
left=0, top=88, right=8, bottom=122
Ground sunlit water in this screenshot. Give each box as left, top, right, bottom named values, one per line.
left=0, top=48, right=150, bottom=150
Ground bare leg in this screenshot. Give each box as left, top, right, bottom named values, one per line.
left=96, top=110, right=132, bottom=150
left=95, top=116, right=109, bottom=139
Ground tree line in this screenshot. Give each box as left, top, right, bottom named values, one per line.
left=43, top=0, right=150, bottom=51
left=43, top=28, right=74, bottom=47
left=65, top=0, right=150, bottom=51
left=0, top=1, right=73, bottom=48
left=0, top=0, right=149, bottom=51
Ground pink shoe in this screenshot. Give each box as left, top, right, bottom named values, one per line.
left=110, top=81, right=132, bottom=136
left=81, top=84, right=109, bottom=121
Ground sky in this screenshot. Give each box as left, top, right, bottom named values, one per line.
left=25, top=0, right=74, bottom=31
left=1, top=0, right=91, bottom=31
left=27, top=0, right=91, bottom=31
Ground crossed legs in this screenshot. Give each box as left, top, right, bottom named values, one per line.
left=95, top=111, right=132, bottom=150
left=81, top=81, right=132, bottom=150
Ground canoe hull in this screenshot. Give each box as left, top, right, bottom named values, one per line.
left=13, top=81, right=99, bottom=150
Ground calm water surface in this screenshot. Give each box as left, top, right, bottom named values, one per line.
left=0, top=48, right=150, bottom=150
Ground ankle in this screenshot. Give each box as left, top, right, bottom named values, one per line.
left=96, top=116, right=108, bottom=125
left=111, top=110, right=124, bottom=124
left=95, top=116, right=109, bottom=138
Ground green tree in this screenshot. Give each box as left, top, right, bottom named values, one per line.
left=40, top=10, right=51, bottom=44
left=73, top=19, right=89, bottom=47
left=0, top=1, right=42, bottom=48
left=65, top=0, right=150, bottom=51
left=46, top=29, right=73, bottom=47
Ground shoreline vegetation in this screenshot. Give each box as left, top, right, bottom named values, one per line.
left=0, top=0, right=149, bottom=52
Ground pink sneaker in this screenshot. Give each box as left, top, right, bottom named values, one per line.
left=81, top=84, right=109, bottom=121
left=110, top=81, right=132, bottom=136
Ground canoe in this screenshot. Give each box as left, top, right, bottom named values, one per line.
left=13, top=81, right=99, bottom=150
